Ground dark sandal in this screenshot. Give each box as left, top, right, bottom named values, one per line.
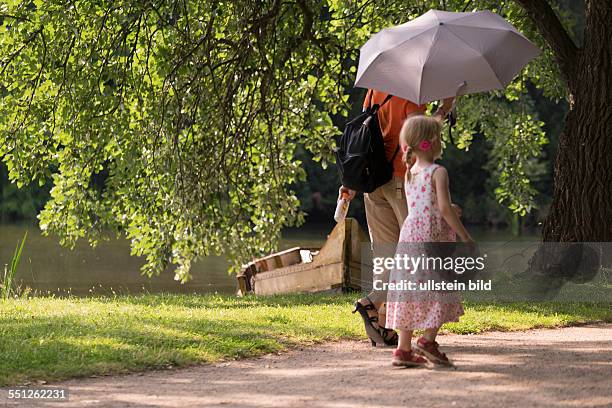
left=379, top=327, right=399, bottom=346
left=352, top=297, right=386, bottom=346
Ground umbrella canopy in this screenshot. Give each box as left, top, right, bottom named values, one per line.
left=355, top=9, right=541, bottom=104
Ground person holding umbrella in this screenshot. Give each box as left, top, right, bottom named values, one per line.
left=344, top=9, right=540, bottom=349
left=346, top=93, right=454, bottom=347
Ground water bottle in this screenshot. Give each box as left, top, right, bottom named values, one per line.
left=334, top=192, right=350, bottom=223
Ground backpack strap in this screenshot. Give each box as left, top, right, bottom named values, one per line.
left=370, top=91, right=396, bottom=164
left=380, top=93, right=393, bottom=107
left=367, top=91, right=393, bottom=112
left=374, top=94, right=393, bottom=112
left=366, top=90, right=397, bottom=166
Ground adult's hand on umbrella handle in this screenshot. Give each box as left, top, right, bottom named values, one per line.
left=435, top=82, right=467, bottom=118
left=446, top=82, right=467, bottom=110
left=441, top=97, right=455, bottom=111
left=456, top=81, right=468, bottom=95
left=453, top=81, right=468, bottom=104
left=434, top=98, right=454, bottom=118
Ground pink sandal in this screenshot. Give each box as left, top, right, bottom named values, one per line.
left=392, top=349, right=427, bottom=367
left=414, top=337, right=453, bottom=366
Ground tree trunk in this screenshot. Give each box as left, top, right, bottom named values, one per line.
left=516, top=0, right=612, bottom=242
left=542, top=0, right=612, bottom=242
left=511, top=0, right=612, bottom=284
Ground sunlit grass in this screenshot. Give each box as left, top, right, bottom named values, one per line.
left=1, top=293, right=610, bottom=385
left=1, top=231, right=27, bottom=300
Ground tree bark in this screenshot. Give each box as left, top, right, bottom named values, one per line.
left=516, top=0, right=612, bottom=242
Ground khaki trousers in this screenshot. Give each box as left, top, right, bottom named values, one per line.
left=364, top=176, right=407, bottom=305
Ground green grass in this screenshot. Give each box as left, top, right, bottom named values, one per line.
left=1, top=293, right=610, bottom=386
left=1, top=231, right=27, bottom=300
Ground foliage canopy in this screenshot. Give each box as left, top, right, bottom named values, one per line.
left=0, top=0, right=569, bottom=279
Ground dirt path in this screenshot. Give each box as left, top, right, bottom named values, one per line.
left=3, top=324, right=611, bottom=408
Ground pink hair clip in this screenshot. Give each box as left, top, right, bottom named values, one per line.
left=419, top=140, right=432, bottom=151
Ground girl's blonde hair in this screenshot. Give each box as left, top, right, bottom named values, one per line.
left=400, top=115, right=443, bottom=181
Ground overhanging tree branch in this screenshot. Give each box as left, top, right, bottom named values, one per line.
left=513, top=0, right=579, bottom=89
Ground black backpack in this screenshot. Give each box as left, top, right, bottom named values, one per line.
left=334, top=93, right=399, bottom=193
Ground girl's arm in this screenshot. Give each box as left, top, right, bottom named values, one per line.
left=433, top=167, right=473, bottom=243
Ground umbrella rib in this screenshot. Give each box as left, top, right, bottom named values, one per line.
left=446, top=23, right=523, bottom=39
left=418, top=27, right=442, bottom=104
left=442, top=26, right=505, bottom=89
left=373, top=26, right=438, bottom=62
left=356, top=26, right=438, bottom=94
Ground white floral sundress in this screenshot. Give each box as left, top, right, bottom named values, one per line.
left=385, top=163, right=464, bottom=330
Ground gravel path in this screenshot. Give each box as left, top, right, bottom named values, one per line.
left=3, top=324, right=611, bottom=408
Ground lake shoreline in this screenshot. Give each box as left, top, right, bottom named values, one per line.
left=1, top=222, right=541, bottom=296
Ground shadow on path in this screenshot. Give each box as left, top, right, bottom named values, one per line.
left=4, top=324, right=611, bottom=408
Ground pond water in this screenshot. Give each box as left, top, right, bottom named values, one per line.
left=0, top=222, right=536, bottom=296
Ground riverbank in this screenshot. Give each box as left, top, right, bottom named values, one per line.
left=1, top=293, right=611, bottom=386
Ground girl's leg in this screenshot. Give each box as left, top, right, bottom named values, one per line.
left=422, top=327, right=439, bottom=342
left=397, top=329, right=413, bottom=352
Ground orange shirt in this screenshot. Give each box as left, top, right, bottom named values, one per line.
left=363, top=89, right=426, bottom=177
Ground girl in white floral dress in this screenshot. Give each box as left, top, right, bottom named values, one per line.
left=386, top=115, right=474, bottom=367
